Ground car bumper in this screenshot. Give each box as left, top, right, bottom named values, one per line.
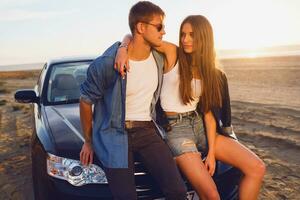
left=45, top=176, right=168, bottom=200
left=42, top=166, right=240, bottom=200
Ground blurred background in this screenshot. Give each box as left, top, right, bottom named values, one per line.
left=0, top=0, right=300, bottom=67
left=0, top=0, right=299, bottom=199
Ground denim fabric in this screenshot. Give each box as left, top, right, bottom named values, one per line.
left=165, top=112, right=207, bottom=157
left=80, top=42, right=165, bottom=168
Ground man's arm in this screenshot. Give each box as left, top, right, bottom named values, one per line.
left=79, top=61, right=104, bottom=166
left=79, top=99, right=94, bottom=166
left=80, top=99, right=93, bottom=143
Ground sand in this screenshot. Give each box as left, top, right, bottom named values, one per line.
left=0, top=56, right=299, bottom=200
left=222, top=56, right=300, bottom=199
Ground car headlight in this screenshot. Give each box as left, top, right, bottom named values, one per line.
left=47, top=153, right=107, bottom=186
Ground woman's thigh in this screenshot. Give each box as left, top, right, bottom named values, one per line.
left=214, top=134, right=263, bottom=174
left=175, top=152, right=217, bottom=193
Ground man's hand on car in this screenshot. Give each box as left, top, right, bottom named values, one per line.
left=80, top=141, right=94, bottom=166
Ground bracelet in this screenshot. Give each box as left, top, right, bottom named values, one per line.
left=119, top=43, right=128, bottom=50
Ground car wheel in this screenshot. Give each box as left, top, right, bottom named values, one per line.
left=32, top=138, right=52, bottom=200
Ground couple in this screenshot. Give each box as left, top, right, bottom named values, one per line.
left=79, top=1, right=265, bottom=200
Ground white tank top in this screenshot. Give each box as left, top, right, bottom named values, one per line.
left=126, top=53, right=158, bottom=121
left=160, top=63, right=201, bottom=113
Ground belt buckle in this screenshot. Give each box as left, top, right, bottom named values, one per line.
left=180, top=111, right=194, bottom=119
left=125, top=121, right=133, bottom=129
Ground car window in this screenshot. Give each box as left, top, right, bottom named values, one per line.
left=47, top=62, right=90, bottom=104
left=37, top=63, right=47, bottom=94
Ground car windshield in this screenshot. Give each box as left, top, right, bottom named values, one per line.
left=47, top=61, right=91, bottom=104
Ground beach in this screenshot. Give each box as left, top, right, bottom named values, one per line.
left=223, top=56, right=300, bottom=199
left=0, top=56, right=299, bottom=199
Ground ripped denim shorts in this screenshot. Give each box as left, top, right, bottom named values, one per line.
left=165, top=110, right=208, bottom=157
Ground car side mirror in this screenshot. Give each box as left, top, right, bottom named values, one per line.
left=14, top=90, right=40, bottom=104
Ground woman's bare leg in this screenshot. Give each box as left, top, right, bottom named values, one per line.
left=214, top=135, right=266, bottom=200
left=175, top=152, right=220, bottom=200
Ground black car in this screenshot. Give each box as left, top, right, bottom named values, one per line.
left=15, top=57, right=241, bottom=200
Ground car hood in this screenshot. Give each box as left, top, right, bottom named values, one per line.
left=45, top=103, right=84, bottom=159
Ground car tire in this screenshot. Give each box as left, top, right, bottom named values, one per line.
left=32, top=138, right=52, bottom=200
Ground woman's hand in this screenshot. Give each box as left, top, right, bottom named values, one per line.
left=114, top=47, right=130, bottom=78
left=204, top=151, right=216, bottom=176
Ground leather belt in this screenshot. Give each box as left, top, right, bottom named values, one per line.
left=167, top=110, right=199, bottom=120
left=125, top=121, right=153, bottom=129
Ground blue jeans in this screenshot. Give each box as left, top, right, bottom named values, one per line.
left=166, top=111, right=208, bottom=157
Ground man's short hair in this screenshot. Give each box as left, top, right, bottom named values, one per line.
left=129, top=1, right=165, bottom=34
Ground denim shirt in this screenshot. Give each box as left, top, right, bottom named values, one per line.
left=80, top=42, right=165, bottom=168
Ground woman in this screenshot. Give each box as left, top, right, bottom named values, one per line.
left=115, top=15, right=265, bottom=200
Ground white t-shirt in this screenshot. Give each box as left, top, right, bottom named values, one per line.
left=125, top=53, right=158, bottom=121
left=160, top=63, right=201, bottom=113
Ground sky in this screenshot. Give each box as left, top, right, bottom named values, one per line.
left=0, top=0, right=300, bottom=65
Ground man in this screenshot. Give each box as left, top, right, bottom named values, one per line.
left=79, top=1, right=187, bottom=200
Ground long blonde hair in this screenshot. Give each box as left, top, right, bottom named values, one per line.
left=178, top=15, right=223, bottom=113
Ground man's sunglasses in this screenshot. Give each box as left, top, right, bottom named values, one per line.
left=141, top=22, right=165, bottom=32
